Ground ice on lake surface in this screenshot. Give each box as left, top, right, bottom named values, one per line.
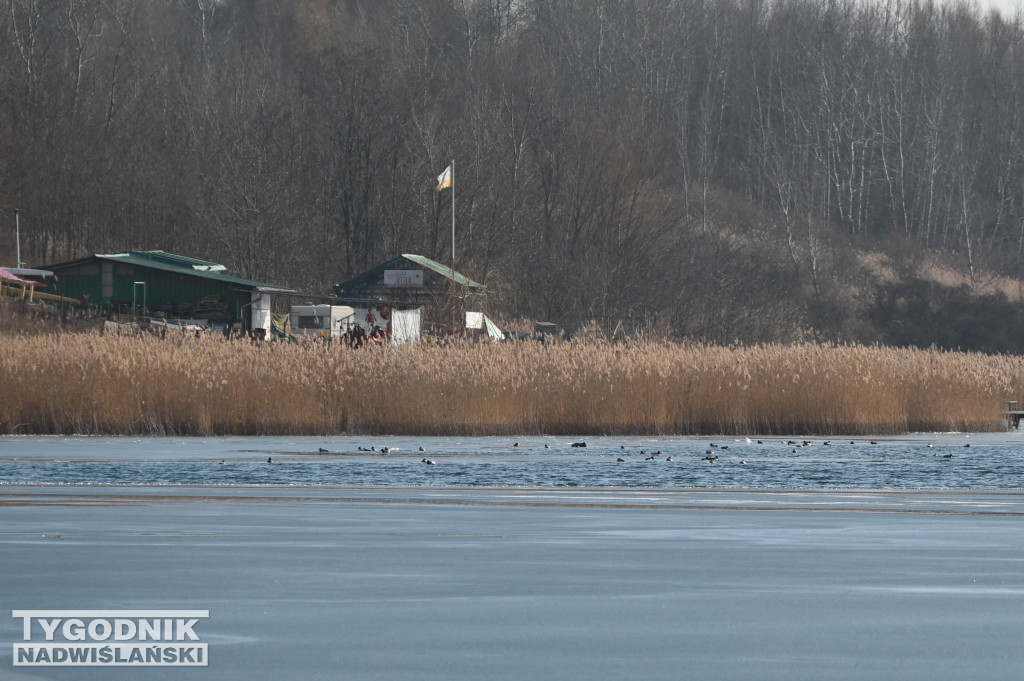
left=1, top=435, right=1023, bottom=680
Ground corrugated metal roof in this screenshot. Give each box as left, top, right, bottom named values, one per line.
left=93, top=251, right=293, bottom=291
left=0, top=267, right=40, bottom=285
left=4, top=267, right=53, bottom=278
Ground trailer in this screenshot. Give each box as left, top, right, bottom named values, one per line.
left=289, top=305, right=357, bottom=338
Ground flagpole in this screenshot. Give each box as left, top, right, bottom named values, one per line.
left=15, top=208, right=22, bottom=269
left=450, top=159, right=456, bottom=337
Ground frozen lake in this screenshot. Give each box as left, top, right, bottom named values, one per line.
left=2, top=485, right=1024, bottom=680
left=1, top=435, right=1023, bottom=679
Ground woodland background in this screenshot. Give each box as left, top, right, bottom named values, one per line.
left=5, top=0, right=1024, bottom=351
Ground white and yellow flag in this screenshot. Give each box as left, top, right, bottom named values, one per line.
left=436, top=164, right=453, bottom=191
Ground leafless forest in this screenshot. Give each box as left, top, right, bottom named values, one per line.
left=4, top=0, right=1024, bottom=350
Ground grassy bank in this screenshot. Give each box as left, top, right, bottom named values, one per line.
left=1, top=324, right=1020, bottom=436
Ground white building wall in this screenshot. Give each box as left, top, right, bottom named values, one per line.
left=251, top=292, right=272, bottom=335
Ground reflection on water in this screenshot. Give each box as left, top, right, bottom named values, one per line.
left=2, top=434, right=1022, bottom=489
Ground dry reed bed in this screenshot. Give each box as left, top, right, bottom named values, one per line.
left=1, top=329, right=1021, bottom=435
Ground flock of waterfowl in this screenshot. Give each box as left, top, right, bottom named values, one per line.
left=270, top=437, right=967, bottom=466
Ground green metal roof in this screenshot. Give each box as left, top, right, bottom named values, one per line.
left=95, top=251, right=293, bottom=290
left=104, top=250, right=226, bottom=271
left=334, top=253, right=484, bottom=295
left=400, top=254, right=483, bottom=288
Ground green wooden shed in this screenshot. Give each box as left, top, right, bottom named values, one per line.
left=333, top=253, right=487, bottom=336
left=41, top=250, right=293, bottom=329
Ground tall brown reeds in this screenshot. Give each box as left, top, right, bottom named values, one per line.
left=2, top=324, right=1022, bottom=435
